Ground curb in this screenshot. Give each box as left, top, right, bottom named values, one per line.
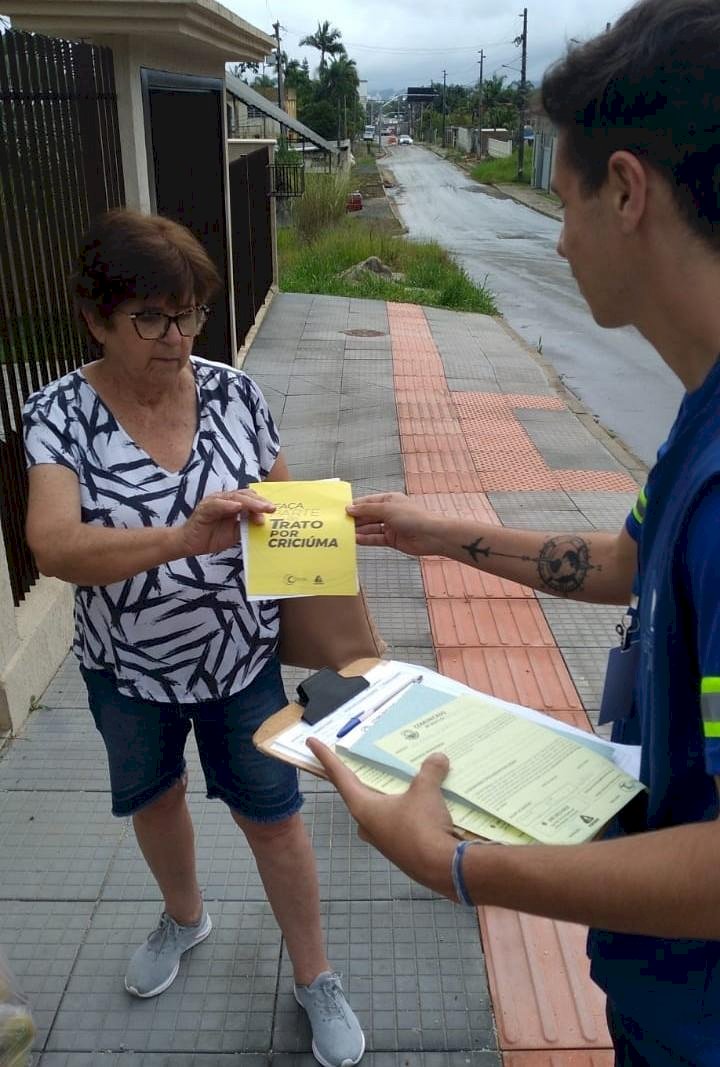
left=376, top=166, right=408, bottom=234
left=491, top=183, right=564, bottom=223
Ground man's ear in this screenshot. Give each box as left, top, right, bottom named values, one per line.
left=606, top=150, right=648, bottom=234
left=81, top=307, right=107, bottom=346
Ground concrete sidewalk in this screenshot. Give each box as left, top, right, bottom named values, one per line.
left=0, top=293, right=642, bottom=1065
left=491, top=184, right=564, bottom=223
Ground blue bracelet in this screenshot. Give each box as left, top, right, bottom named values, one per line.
left=451, top=839, right=483, bottom=906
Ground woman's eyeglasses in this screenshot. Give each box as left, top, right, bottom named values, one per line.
left=117, top=305, right=210, bottom=340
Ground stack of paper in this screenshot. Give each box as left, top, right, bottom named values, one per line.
left=337, top=687, right=645, bottom=845
left=260, top=660, right=644, bottom=847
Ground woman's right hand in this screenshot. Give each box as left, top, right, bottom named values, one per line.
left=177, top=489, right=275, bottom=557
left=347, top=492, right=445, bottom=557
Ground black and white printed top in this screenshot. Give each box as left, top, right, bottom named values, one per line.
left=23, top=356, right=281, bottom=704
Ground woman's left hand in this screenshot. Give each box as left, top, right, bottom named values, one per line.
left=307, top=739, right=458, bottom=897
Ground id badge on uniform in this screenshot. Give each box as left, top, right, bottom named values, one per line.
left=598, top=641, right=640, bottom=725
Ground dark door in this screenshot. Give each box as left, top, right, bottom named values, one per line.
left=142, top=69, right=232, bottom=362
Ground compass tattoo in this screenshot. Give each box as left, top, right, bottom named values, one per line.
left=461, top=534, right=599, bottom=595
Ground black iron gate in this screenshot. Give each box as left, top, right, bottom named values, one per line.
left=0, top=28, right=125, bottom=605
left=142, top=69, right=231, bottom=363
left=229, top=146, right=274, bottom=347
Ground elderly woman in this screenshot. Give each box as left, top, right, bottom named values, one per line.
left=22, top=209, right=364, bottom=1067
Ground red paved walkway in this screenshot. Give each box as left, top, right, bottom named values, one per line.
left=387, top=302, right=621, bottom=1064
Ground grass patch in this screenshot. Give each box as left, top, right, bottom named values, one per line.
left=292, top=172, right=353, bottom=243
left=278, top=220, right=497, bottom=314
left=470, top=147, right=534, bottom=185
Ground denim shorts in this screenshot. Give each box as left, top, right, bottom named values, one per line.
left=81, top=657, right=302, bottom=821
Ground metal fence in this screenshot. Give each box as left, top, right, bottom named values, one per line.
left=0, top=28, right=125, bottom=605
left=229, top=145, right=274, bottom=347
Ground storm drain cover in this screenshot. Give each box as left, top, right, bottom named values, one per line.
left=343, top=328, right=386, bottom=337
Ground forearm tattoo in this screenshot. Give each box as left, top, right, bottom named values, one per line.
left=461, top=535, right=599, bottom=595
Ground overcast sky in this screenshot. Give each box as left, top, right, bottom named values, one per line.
left=225, top=0, right=631, bottom=94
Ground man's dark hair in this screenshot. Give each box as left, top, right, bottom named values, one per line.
left=541, top=0, right=720, bottom=247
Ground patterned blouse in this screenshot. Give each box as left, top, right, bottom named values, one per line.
left=23, top=357, right=281, bottom=703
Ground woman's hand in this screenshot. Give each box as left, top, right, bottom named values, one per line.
left=347, top=492, right=446, bottom=557
left=178, top=489, right=275, bottom=557
left=307, top=739, right=458, bottom=897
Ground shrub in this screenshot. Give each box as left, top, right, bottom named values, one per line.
left=292, top=172, right=353, bottom=243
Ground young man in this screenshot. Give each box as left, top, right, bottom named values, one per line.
left=309, top=0, right=720, bottom=1062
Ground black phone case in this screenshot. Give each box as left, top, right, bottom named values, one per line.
left=297, top=669, right=370, bottom=726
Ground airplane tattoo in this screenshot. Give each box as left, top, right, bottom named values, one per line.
left=461, top=535, right=600, bottom=595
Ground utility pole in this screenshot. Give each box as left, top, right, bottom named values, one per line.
left=343, top=95, right=347, bottom=141
left=515, top=8, right=528, bottom=181
left=442, top=69, right=447, bottom=148
left=272, top=21, right=284, bottom=112
left=476, top=49, right=485, bottom=158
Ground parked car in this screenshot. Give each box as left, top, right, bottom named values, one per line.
left=362, top=125, right=375, bottom=142
left=398, top=135, right=413, bottom=145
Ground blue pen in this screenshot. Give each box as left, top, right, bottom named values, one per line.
left=336, top=674, right=423, bottom=739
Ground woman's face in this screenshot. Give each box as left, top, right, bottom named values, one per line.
left=86, top=296, right=203, bottom=380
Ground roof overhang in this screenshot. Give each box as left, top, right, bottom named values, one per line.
left=226, top=71, right=338, bottom=155
left=4, top=0, right=274, bottom=63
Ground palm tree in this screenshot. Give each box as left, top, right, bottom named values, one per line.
left=299, top=21, right=345, bottom=72
left=320, top=54, right=359, bottom=100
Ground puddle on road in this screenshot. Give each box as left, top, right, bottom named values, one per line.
left=495, top=232, right=546, bottom=240
left=463, top=184, right=508, bottom=199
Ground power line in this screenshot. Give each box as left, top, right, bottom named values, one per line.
left=280, top=24, right=514, bottom=54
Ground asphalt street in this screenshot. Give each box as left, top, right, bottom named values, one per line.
left=383, top=143, right=683, bottom=466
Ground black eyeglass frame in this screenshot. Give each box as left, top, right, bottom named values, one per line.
left=115, top=305, right=211, bottom=340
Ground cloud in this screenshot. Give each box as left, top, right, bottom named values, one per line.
left=225, top=0, right=631, bottom=91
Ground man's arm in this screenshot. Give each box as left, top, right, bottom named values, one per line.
left=348, top=493, right=637, bottom=605
left=26, top=464, right=275, bottom=586
left=308, top=741, right=720, bottom=941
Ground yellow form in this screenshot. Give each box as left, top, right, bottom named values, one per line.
left=338, top=751, right=535, bottom=846
left=246, top=480, right=358, bottom=598
left=375, top=695, right=645, bottom=845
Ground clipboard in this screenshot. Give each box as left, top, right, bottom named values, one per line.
left=253, top=657, right=381, bottom=777
left=254, top=656, right=483, bottom=842
left=254, top=655, right=644, bottom=847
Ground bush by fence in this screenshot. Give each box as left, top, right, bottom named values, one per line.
left=292, top=172, right=353, bottom=243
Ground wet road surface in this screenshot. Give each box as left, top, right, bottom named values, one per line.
left=384, top=144, right=682, bottom=466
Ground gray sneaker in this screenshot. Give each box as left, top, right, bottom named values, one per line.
left=125, top=908, right=212, bottom=998
left=294, top=971, right=365, bottom=1067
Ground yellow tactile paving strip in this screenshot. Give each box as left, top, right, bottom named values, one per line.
left=386, top=302, right=614, bottom=1058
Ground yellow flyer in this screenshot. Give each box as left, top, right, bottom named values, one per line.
left=244, top=480, right=358, bottom=598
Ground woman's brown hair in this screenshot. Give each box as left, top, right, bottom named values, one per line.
left=72, top=208, right=221, bottom=330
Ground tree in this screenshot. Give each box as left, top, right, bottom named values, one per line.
left=227, top=61, right=259, bottom=83
left=319, top=55, right=361, bottom=138
left=252, top=72, right=277, bottom=91
left=299, top=21, right=345, bottom=72
left=319, top=54, right=359, bottom=102
left=481, top=74, right=516, bottom=129
left=297, top=98, right=337, bottom=140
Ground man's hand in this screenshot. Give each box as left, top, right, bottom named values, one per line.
left=177, top=489, right=275, bottom=557
left=307, top=739, right=458, bottom=896
left=347, top=493, right=446, bottom=557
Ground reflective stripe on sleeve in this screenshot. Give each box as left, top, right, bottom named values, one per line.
left=631, top=487, right=648, bottom=525
left=701, top=678, right=720, bottom=737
